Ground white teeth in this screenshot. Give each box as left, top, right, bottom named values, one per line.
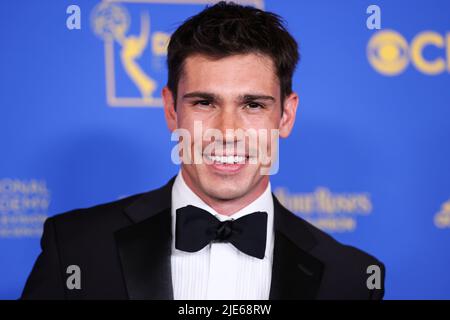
left=204, top=154, right=245, bottom=164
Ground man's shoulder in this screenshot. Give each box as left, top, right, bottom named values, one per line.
left=44, top=174, right=176, bottom=246
left=280, top=203, right=384, bottom=275
left=282, top=207, right=385, bottom=298
left=22, top=189, right=164, bottom=300
left=44, top=182, right=169, bottom=243
left=303, top=216, right=381, bottom=265
left=48, top=176, right=175, bottom=229
left=48, top=192, right=142, bottom=228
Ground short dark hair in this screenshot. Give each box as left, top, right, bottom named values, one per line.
left=166, top=1, right=299, bottom=109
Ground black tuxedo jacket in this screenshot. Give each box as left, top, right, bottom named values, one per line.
left=21, top=176, right=385, bottom=300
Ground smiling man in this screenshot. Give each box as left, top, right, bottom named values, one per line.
left=22, top=1, right=385, bottom=300
left=165, top=52, right=289, bottom=216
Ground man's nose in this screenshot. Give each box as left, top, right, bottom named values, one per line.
left=216, top=108, right=240, bottom=138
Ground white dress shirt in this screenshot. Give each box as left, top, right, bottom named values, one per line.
left=171, top=171, right=275, bottom=300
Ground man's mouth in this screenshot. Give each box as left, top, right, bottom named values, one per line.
left=202, top=153, right=251, bottom=174
left=203, top=154, right=247, bottom=164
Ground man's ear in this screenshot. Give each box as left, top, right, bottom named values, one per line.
left=162, top=86, right=177, bottom=132
left=279, top=92, right=299, bottom=138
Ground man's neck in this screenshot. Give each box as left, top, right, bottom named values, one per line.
left=180, top=169, right=270, bottom=216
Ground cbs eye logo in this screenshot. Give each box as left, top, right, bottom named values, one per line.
left=367, top=30, right=409, bottom=76
left=367, top=29, right=450, bottom=76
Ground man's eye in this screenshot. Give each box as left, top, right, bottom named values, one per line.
left=193, top=100, right=212, bottom=107
left=245, top=102, right=263, bottom=109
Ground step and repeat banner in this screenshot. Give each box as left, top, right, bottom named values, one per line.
left=1, top=0, right=449, bottom=299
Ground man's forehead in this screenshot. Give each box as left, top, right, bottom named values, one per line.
left=183, top=52, right=275, bottom=71
left=178, top=53, right=280, bottom=94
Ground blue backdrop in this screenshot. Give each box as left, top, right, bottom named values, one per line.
left=1, top=0, right=449, bottom=299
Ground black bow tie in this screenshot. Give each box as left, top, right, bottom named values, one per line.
left=175, top=205, right=268, bottom=259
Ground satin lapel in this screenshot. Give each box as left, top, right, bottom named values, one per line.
left=269, top=195, right=324, bottom=300
left=115, top=177, right=175, bottom=300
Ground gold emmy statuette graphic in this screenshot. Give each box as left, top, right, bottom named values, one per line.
left=118, top=12, right=156, bottom=99
left=91, top=2, right=161, bottom=107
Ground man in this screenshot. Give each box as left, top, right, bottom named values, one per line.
left=22, top=1, right=385, bottom=300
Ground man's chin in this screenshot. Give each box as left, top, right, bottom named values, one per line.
left=203, top=188, right=248, bottom=202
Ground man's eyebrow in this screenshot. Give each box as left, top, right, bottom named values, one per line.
left=239, top=94, right=276, bottom=102
left=182, top=92, right=221, bottom=102
left=182, top=92, right=276, bottom=103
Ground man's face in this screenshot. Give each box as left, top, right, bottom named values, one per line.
left=163, top=53, right=298, bottom=209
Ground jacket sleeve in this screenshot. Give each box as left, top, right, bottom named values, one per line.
left=20, top=217, right=66, bottom=299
